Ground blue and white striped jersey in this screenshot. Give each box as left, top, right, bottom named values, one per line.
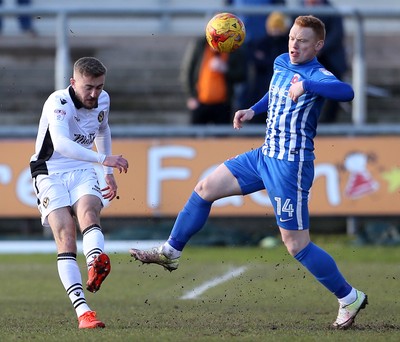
left=251, top=53, right=354, bottom=162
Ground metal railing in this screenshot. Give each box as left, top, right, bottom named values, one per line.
left=1, top=5, right=400, bottom=125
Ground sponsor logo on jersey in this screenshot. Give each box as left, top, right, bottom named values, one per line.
left=73, top=132, right=96, bottom=145
left=60, top=98, right=67, bottom=105
left=74, top=116, right=80, bottom=122
left=98, top=111, right=104, bottom=123
left=54, top=109, right=66, bottom=121
left=270, top=84, right=289, bottom=100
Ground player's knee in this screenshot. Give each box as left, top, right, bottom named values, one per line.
left=194, top=179, right=214, bottom=201
left=281, top=236, right=308, bottom=256
left=194, top=179, right=207, bottom=198
left=285, top=245, right=301, bottom=257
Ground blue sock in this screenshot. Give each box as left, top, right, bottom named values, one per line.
left=295, top=242, right=352, bottom=299
left=167, top=191, right=212, bottom=251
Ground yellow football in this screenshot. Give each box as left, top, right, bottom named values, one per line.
left=205, top=12, right=246, bottom=53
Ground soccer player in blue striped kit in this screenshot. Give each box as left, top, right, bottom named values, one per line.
left=130, top=15, right=367, bottom=329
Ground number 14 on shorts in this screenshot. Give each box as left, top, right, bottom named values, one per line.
left=275, top=197, right=294, bottom=222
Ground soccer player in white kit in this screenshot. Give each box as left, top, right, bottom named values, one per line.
left=130, top=16, right=367, bottom=329
left=30, top=57, right=128, bottom=329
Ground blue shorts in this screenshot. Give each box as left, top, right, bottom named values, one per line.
left=224, top=147, right=314, bottom=230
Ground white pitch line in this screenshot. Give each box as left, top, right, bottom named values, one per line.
left=180, top=266, right=247, bottom=300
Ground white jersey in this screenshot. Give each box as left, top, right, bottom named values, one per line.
left=30, top=86, right=112, bottom=177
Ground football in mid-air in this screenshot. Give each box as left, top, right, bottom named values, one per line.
left=205, top=12, right=246, bottom=53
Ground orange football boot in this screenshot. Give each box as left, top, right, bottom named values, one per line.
left=86, top=253, right=111, bottom=293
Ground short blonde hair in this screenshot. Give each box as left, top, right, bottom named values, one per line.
left=73, top=57, right=107, bottom=78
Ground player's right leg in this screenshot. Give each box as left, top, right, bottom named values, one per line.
left=130, top=245, right=180, bottom=272
left=86, top=252, right=111, bottom=292
left=130, top=149, right=265, bottom=271
left=72, top=173, right=111, bottom=293
left=130, top=163, right=244, bottom=271
left=34, top=173, right=105, bottom=328
left=129, top=189, right=216, bottom=272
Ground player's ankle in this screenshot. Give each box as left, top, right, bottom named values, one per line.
left=162, top=242, right=181, bottom=259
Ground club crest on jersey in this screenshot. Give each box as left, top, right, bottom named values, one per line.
left=98, top=111, right=104, bottom=123
left=319, top=68, right=334, bottom=76
left=54, top=109, right=66, bottom=121
left=290, top=74, right=300, bottom=84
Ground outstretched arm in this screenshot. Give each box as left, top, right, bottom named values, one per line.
left=233, top=109, right=255, bottom=130
left=50, top=124, right=106, bottom=164
left=233, top=91, right=269, bottom=129
left=50, top=123, right=128, bottom=173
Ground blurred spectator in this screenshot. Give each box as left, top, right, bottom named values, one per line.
left=301, top=0, right=348, bottom=123
left=0, top=0, right=36, bottom=36
left=226, top=0, right=286, bottom=44
left=249, top=11, right=291, bottom=123
left=180, top=37, right=246, bottom=124
left=225, top=0, right=286, bottom=110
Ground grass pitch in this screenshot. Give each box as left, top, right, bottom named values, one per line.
left=1, top=237, right=399, bottom=341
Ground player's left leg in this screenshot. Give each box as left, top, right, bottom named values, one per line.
left=281, top=228, right=368, bottom=328
left=281, top=228, right=353, bottom=298
left=266, top=158, right=367, bottom=329
left=47, top=207, right=104, bottom=328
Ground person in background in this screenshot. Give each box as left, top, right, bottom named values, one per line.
left=0, top=0, right=36, bottom=35
left=30, top=57, right=129, bottom=329
left=225, top=0, right=287, bottom=110
left=180, top=37, right=246, bottom=124
left=249, top=11, right=291, bottom=123
left=130, top=15, right=367, bottom=329
left=301, top=0, right=348, bottom=123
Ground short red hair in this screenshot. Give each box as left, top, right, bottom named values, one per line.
left=294, top=15, right=326, bottom=41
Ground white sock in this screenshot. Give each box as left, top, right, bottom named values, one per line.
left=82, top=225, right=104, bottom=268
left=338, top=288, right=357, bottom=306
left=162, top=242, right=181, bottom=259
left=57, top=253, right=91, bottom=317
